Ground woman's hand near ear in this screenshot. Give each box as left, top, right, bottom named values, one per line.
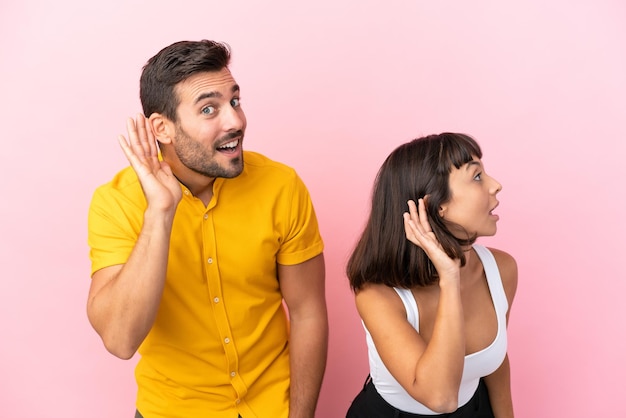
left=403, top=198, right=460, bottom=281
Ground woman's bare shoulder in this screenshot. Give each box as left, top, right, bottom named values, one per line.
left=355, top=283, right=407, bottom=320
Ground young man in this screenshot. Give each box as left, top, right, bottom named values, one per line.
left=87, top=40, right=328, bottom=418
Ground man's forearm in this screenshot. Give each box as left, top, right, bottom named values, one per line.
left=88, top=208, right=174, bottom=358
left=288, top=314, right=329, bottom=418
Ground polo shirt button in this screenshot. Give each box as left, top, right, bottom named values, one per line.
left=184, top=190, right=190, bottom=195
left=231, top=371, right=236, bottom=377
left=213, top=297, right=219, bottom=303
left=203, top=214, right=208, bottom=220
left=235, top=399, right=241, bottom=405
left=207, top=258, right=213, bottom=264
left=224, top=337, right=230, bottom=344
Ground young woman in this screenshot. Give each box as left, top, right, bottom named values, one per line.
left=346, top=133, right=517, bottom=418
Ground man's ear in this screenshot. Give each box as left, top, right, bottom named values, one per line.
left=148, top=113, right=173, bottom=145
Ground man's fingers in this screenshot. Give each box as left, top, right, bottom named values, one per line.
left=126, top=117, right=140, bottom=148
left=134, top=114, right=154, bottom=156
left=118, top=135, right=140, bottom=167
left=143, top=116, right=159, bottom=159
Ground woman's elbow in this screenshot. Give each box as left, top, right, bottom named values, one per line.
left=429, top=398, right=459, bottom=414
left=411, top=389, right=459, bottom=414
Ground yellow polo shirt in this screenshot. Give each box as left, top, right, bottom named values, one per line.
left=88, top=151, right=324, bottom=418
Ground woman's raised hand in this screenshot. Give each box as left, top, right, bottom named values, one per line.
left=117, top=115, right=182, bottom=213
left=403, top=198, right=460, bottom=281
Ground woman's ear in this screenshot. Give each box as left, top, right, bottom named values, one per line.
left=438, top=205, right=446, bottom=218
left=148, top=113, right=173, bottom=145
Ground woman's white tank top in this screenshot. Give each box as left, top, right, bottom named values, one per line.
left=363, top=244, right=509, bottom=414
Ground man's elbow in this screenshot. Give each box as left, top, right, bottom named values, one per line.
left=94, top=324, right=139, bottom=360
left=102, top=336, right=138, bottom=360
left=87, top=307, right=139, bottom=360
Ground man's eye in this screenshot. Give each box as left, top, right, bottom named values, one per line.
left=202, top=106, right=216, bottom=115
left=474, top=172, right=482, bottom=181
left=230, top=98, right=240, bottom=107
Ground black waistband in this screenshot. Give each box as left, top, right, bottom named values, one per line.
left=348, top=377, right=493, bottom=418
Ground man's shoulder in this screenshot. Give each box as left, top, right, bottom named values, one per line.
left=94, top=166, right=141, bottom=194
left=218, top=151, right=311, bottom=203
left=91, top=166, right=144, bottom=208
left=244, top=150, right=295, bottom=171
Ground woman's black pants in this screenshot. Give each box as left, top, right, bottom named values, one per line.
left=346, top=376, right=494, bottom=418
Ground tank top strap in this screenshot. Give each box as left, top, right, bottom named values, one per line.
left=392, top=287, right=420, bottom=330
left=472, top=244, right=509, bottom=314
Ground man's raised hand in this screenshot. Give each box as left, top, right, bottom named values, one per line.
left=117, top=114, right=182, bottom=213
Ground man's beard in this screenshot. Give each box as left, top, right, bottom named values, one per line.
left=173, top=126, right=244, bottom=179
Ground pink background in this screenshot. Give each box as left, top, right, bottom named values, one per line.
left=1, top=1, right=625, bottom=417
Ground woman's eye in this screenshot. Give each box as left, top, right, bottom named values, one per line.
left=230, top=98, right=241, bottom=107
left=474, top=172, right=482, bottom=181
left=201, top=106, right=216, bottom=115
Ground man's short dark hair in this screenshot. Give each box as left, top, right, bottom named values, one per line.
left=140, top=40, right=231, bottom=122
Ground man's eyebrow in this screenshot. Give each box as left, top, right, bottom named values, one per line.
left=194, top=84, right=240, bottom=105
left=194, top=91, right=221, bottom=104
